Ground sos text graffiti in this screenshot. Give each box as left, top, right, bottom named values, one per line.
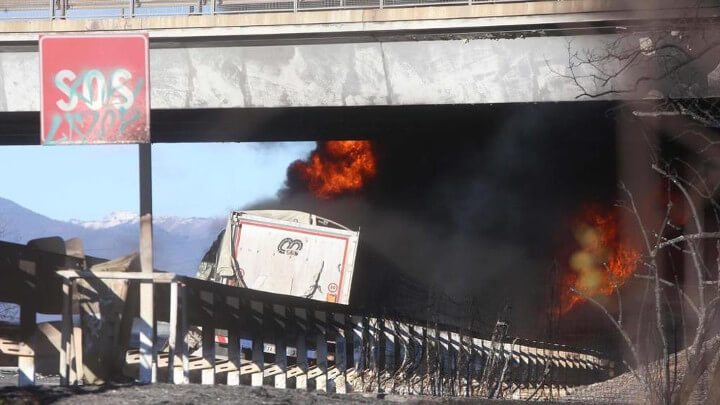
left=45, top=68, right=147, bottom=144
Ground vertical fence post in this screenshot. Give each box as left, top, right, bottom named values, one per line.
left=314, top=310, right=328, bottom=392
left=130, top=0, right=135, bottom=17
left=272, top=304, right=287, bottom=389
left=366, top=318, right=377, bottom=392
left=333, top=313, right=347, bottom=393
left=434, top=326, right=442, bottom=395
left=227, top=327, right=241, bottom=385
left=407, top=324, right=417, bottom=394
left=151, top=310, right=158, bottom=384
left=200, top=290, right=215, bottom=385
left=362, top=317, right=372, bottom=391
left=58, top=0, right=64, bottom=19
left=167, top=281, right=178, bottom=383
left=450, top=332, right=459, bottom=396
left=459, top=333, right=467, bottom=396
left=181, top=283, right=189, bottom=384
left=70, top=280, right=84, bottom=384
left=18, top=299, right=36, bottom=387
left=530, top=346, right=539, bottom=391
left=350, top=315, right=363, bottom=389
left=379, top=0, right=383, bottom=10
left=49, top=0, right=54, bottom=20
left=59, top=279, right=71, bottom=386
left=440, top=330, right=450, bottom=395
left=543, top=347, right=550, bottom=399
left=426, top=326, right=434, bottom=395
left=376, top=319, right=384, bottom=394
left=417, top=326, right=430, bottom=395
left=396, top=322, right=410, bottom=395
left=295, top=307, right=308, bottom=390
left=468, top=337, right=477, bottom=397
left=250, top=300, right=264, bottom=387
left=293, top=0, right=298, bottom=13
left=383, top=320, right=395, bottom=394
left=138, top=143, right=154, bottom=384
left=519, top=346, right=529, bottom=393
left=464, top=333, right=471, bottom=396
left=212, top=0, right=217, bottom=14
left=227, top=296, right=241, bottom=386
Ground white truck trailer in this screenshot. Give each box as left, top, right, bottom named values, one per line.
left=197, top=210, right=359, bottom=305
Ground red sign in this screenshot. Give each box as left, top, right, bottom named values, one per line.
left=40, top=34, right=150, bottom=145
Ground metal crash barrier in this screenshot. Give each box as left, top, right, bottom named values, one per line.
left=51, top=271, right=612, bottom=399
left=0, top=241, right=613, bottom=398
left=0, top=0, right=541, bottom=20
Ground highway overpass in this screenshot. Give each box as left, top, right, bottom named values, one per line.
left=0, top=0, right=718, bottom=143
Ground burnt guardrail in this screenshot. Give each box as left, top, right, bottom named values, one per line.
left=0, top=241, right=613, bottom=399
left=53, top=270, right=613, bottom=400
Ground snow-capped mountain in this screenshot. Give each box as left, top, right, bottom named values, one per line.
left=0, top=197, right=225, bottom=277
left=70, top=211, right=139, bottom=229
left=69, top=211, right=224, bottom=235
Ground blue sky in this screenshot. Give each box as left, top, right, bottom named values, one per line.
left=0, top=142, right=316, bottom=220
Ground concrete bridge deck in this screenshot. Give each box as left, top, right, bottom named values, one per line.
left=0, top=0, right=718, bottom=144
left=0, top=0, right=715, bottom=43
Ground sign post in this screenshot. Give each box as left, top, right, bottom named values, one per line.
left=40, top=34, right=155, bottom=383
left=138, top=142, right=155, bottom=383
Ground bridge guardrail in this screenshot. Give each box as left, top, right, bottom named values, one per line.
left=47, top=270, right=613, bottom=399
left=0, top=0, right=535, bottom=21
left=0, top=240, right=614, bottom=397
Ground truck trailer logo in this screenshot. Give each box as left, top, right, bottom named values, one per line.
left=278, top=238, right=303, bottom=256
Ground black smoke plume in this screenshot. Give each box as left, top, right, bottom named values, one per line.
left=250, top=103, right=620, bottom=345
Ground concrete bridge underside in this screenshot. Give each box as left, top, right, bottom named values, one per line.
left=0, top=101, right=618, bottom=145
left=0, top=0, right=718, bottom=144
left=2, top=32, right=720, bottom=110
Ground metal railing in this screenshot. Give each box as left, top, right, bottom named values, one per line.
left=0, top=0, right=531, bottom=21
left=0, top=240, right=613, bottom=396
left=51, top=270, right=613, bottom=398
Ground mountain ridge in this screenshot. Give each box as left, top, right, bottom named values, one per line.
left=0, top=197, right=224, bottom=277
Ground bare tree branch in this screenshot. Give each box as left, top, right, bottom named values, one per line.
left=634, top=274, right=700, bottom=317
left=603, top=262, right=624, bottom=327
left=570, top=287, right=645, bottom=385
left=657, top=232, right=720, bottom=249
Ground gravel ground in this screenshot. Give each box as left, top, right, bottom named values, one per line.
left=0, top=370, right=549, bottom=405
left=561, top=340, right=720, bottom=405
left=0, top=383, right=548, bottom=405
left=561, top=371, right=642, bottom=405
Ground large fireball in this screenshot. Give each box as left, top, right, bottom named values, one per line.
left=291, top=140, right=377, bottom=200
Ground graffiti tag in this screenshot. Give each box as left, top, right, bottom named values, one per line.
left=40, top=35, right=150, bottom=145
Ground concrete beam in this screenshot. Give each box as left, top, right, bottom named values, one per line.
left=1, top=31, right=719, bottom=112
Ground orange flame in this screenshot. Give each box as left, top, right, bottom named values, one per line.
left=559, top=205, right=639, bottom=314
left=292, top=140, right=377, bottom=199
